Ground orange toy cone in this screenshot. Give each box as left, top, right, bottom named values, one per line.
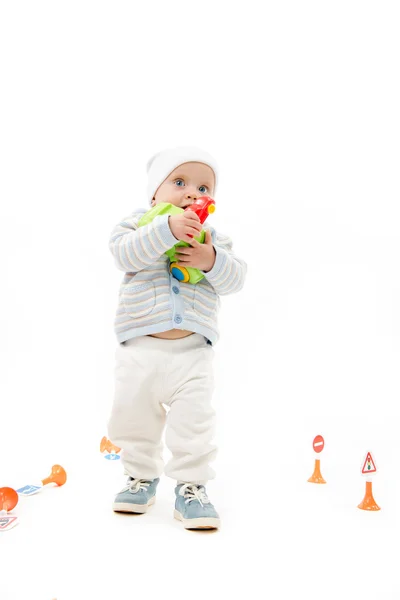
left=358, top=481, right=380, bottom=511
left=108, top=440, right=121, bottom=453
left=41, top=465, right=67, bottom=487
left=307, top=459, right=326, bottom=484
left=100, top=436, right=121, bottom=454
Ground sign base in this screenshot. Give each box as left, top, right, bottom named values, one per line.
left=358, top=481, right=380, bottom=511
left=307, top=459, right=326, bottom=484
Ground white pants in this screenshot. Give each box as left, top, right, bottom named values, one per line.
left=108, top=333, right=216, bottom=485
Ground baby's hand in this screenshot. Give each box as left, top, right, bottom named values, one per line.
left=169, top=212, right=202, bottom=243
left=175, top=230, right=216, bottom=273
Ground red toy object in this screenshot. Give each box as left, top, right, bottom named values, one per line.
left=185, top=196, right=215, bottom=237
left=0, top=487, right=19, bottom=512
left=313, top=435, right=325, bottom=453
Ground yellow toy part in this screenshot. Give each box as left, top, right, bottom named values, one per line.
left=170, top=263, right=190, bottom=283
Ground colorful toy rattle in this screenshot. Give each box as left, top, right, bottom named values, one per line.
left=138, top=196, right=216, bottom=284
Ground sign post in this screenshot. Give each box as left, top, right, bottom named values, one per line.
left=307, top=435, right=326, bottom=484
left=358, top=451, right=380, bottom=511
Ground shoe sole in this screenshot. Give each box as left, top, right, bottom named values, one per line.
left=113, top=495, right=156, bottom=514
left=174, top=509, right=220, bottom=530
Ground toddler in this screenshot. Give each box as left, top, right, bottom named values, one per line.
left=108, top=146, right=246, bottom=529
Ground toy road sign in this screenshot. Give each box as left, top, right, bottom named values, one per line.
left=361, top=452, right=377, bottom=474
left=104, top=453, right=120, bottom=461
left=16, top=485, right=42, bottom=496
left=0, top=516, right=19, bottom=531
left=313, top=435, right=325, bottom=453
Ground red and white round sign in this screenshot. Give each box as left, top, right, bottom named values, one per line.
left=312, top=435, right=325, bottom=453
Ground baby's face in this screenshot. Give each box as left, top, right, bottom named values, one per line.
left=151, top=161, right=215, bottom=208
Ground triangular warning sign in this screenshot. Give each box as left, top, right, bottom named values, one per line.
left=0, top=516, right=18, bottom=530
left=361, top=452, right=377, bottom=474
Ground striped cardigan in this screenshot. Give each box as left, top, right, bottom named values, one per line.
left=109, top=208, right=247, bottom=345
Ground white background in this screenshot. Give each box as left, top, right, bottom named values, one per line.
left=1, top=1, right=400, bottom=599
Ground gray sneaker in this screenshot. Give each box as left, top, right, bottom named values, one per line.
left=174, top=483, right=220, bottom=529
left=113, top=477, right=160, bottom=513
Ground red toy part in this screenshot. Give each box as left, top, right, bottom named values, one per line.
left=361, top=452, right=377, bottom=474
left=185, top=196, right=215, bottom=238
left=0, top=487, right=19, bottom=512
left=313, top=435, right=325, bottom=454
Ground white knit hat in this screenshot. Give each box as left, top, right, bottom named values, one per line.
left=146, top=146, right=218, bottom=204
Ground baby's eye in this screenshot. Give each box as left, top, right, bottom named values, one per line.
left=199, top=185, right=207, bottom=193
left=174, top=179, right=185, bottom=187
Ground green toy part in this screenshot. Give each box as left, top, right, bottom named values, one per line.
left=137, top=203, right=206, bottom=284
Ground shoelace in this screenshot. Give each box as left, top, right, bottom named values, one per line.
left=179, top=484, right=210, bottom=507
left=123, top=479, right=152, bottom=494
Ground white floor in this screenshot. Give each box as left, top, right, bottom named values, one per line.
left=2, top=436, right=399, bottom=600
